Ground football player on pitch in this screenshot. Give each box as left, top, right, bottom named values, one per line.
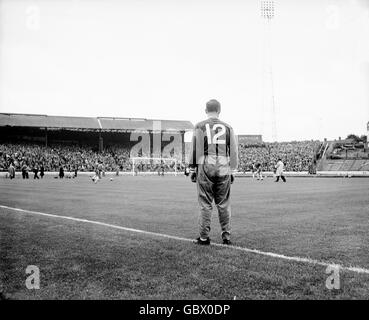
left=255, top=163, right=263, bottom=180
left=189, top=99, right=238, bottom=245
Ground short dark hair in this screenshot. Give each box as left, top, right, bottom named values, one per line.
left=206, top=99, right=221, bottom=113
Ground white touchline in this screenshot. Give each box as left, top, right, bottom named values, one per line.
left=1, top=204, right=369, bottom=275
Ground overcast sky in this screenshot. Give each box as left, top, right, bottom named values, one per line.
left=1, top=0, right=369, bottom=141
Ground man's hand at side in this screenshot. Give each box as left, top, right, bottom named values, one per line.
left=191, top=172, right=197, bottom=183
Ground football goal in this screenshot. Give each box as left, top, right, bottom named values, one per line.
left=130, top=157, right=178, bottom=176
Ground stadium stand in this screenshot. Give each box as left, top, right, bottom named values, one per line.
left=98, top=117, right=192, bottom=132
left=0, top=113, right=193, bottom=173
left=0, top=113, right=99, bottom=130
left=316, top=137, right=369, bottom=171
left=238, top=140, right=321, bottom=172
left=2, top=113, right=368, bottom=174
left=1, top=140, right=322, bottom=173
left=0, top=143, right=184, bottom=173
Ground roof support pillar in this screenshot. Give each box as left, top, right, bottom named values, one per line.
left=181, top=131, right=185, bottom=164
left=99, top=131, right=103, bottom=153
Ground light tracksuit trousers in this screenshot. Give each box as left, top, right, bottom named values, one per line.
left=196, top=163, right=232, bottom=241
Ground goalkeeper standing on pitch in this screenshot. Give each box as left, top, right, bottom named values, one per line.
left=189, top=99, right=238, bottom=245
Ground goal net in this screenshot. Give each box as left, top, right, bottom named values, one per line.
left=130, top=157, right=178, bottom=176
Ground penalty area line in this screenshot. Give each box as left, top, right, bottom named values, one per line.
left=1, top=204, right=369, bottom=275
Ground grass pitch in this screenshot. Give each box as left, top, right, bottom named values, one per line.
left=0, top=174, right=368, bottom=299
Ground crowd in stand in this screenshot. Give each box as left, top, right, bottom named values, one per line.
left=0, top=143, right=183, bottom=174
left=0, top=143, right=124, bottom=172
left=0, top=140, right=320, bottom=174
left=238, top=140, right=320, bottom=172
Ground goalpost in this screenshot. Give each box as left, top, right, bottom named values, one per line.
left=131, top=157, right=178, bottom=176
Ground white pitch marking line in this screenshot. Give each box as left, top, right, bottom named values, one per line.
left=1, top=204, right=369, bottom=275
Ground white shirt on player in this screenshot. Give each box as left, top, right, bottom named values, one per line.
left=275, top=160, right=284, bottom=176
